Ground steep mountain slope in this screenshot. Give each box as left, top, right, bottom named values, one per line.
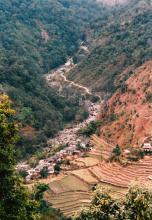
left=0, top=0, right=108, bottom=157
left=99, top=61, right=152, bottom=148
left=67, top=0, right=152, bottom=96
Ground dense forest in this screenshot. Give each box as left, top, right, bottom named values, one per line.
left=68, top=0, right=152, bottom=95
left=0, top=0, right=108, bottom=157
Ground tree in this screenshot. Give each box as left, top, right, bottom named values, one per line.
left=112, top=145, right=121, bottom=156
left=33, top=184, right=50, bottom=213
left=54, top=164, right=61, bottom=175
left=40, top=167, right=49, bottom=179
left=76, top=185, right=152, bottom=220
left=78, top=120, right=102, bottom=137
left=76, top=188, right=121, bottom=220
left=123, top=185, right=152, bottom=220
left=18, top=169, right=28, bottom=179
left=0, top=95, right=39, bottom=220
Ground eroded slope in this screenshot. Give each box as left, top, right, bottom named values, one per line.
left=99, top=61, right=152, bottom=148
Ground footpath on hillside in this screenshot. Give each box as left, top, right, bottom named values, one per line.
left=46, top=58, right=102, bottom=148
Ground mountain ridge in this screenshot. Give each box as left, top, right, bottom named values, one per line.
left=67, top=0, right=152, bottom=97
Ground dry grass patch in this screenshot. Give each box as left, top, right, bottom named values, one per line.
left=45, top=189, right=92, bottom=217
left=49, top=174, right=90, bottom=193
left=74, top=157, right=99, bottom=167
left=71, top=168, right=99, bottom=184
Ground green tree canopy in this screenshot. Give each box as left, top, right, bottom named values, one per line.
left=76, top=185, right=152, bottom=220
left=0, top=94, right=39, bottom=220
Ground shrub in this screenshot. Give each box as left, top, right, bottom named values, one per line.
left=40, top=167, right=49, bottom=178
left=18, top=169, right=28, bottom=179
left=54, top=164, right=61, bottom=175
left=146, top=92, right=152, bottom=102
left=112, top=145, right=121, bottom=156
left=78, top=120, right=102, bottom=137
left=76, top=185, right=152, bottom=220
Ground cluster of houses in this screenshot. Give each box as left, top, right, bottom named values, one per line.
left=16, top=145, right=84, bottom=183
left=16, top=101, right=100, bottom=183
left=17, top=137, right=152, bottom=183
left=16, top=161, right=55, bottom=183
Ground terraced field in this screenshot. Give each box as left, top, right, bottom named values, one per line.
left=44, top=156, right=152, bottom=216
left=72, top=157, right=99, bottom=167
left=45, top=174, right=92, bottom=216
left=48, top=175, right=90, bottom=193
left=71, top=168, right=99, bottom=185
left=89, top=157, right=152, bottom=188
left=46, top=190, right=92, bottom=216
left=44, top=134, right=152, bottom=217
left=89, top=135, right=113, bottom=160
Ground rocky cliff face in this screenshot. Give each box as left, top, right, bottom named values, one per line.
left=99, top=61, right=152, bottom=148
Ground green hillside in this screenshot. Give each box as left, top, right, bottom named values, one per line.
left=0, top=0, right=108, bottom=157
left=68, top=0, right=152, bottom=95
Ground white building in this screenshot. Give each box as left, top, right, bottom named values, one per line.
left=142, top=143, right=152, bottom=152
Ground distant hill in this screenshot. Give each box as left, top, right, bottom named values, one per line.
left=0, top=0, right=108, bottom=157
left=66, top=0, right=152, bottom=148
left=67, top=0, right=152, bottom=96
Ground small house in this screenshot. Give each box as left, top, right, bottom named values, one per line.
left=48, top=165, right=54, bottom=174
left=25, top=175, right=32, bottom=183
left=142, top=143, right=152, bottom=153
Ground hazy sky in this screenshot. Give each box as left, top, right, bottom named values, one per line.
left=97, top=0, right=128, bottom=6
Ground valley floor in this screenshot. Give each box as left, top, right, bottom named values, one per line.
left=25, top=58, right=152, bottom=218
left=45, top=58, right=102, bottom=149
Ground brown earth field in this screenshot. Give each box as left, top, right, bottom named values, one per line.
left=44, top=135, right=152, bottom=217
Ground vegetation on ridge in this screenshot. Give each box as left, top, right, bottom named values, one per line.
left=68, top=0, right=152, bottom=94
left=0, top=0, right=108, bottom=157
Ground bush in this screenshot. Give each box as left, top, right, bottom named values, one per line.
left=76, top=185, right=152, bottom=220
left=54, top=164, right=61, bottom=175
left=78, top=120, right=102, bottom=137
left=18, top=169, right=28, bottom=179
left=146, top=92, right=152, bottom=102
left=40, top=167, right=49, bottom=178
left=112, top=145, right=121, bottom=156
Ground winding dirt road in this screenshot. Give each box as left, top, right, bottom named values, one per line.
left=60, top=71, right=91, bottom=95
left=45, top=58, right=102, bottom=147
left=46, top=58, right=92, bottom=95
left=46, top=58, right=101, bottom=101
